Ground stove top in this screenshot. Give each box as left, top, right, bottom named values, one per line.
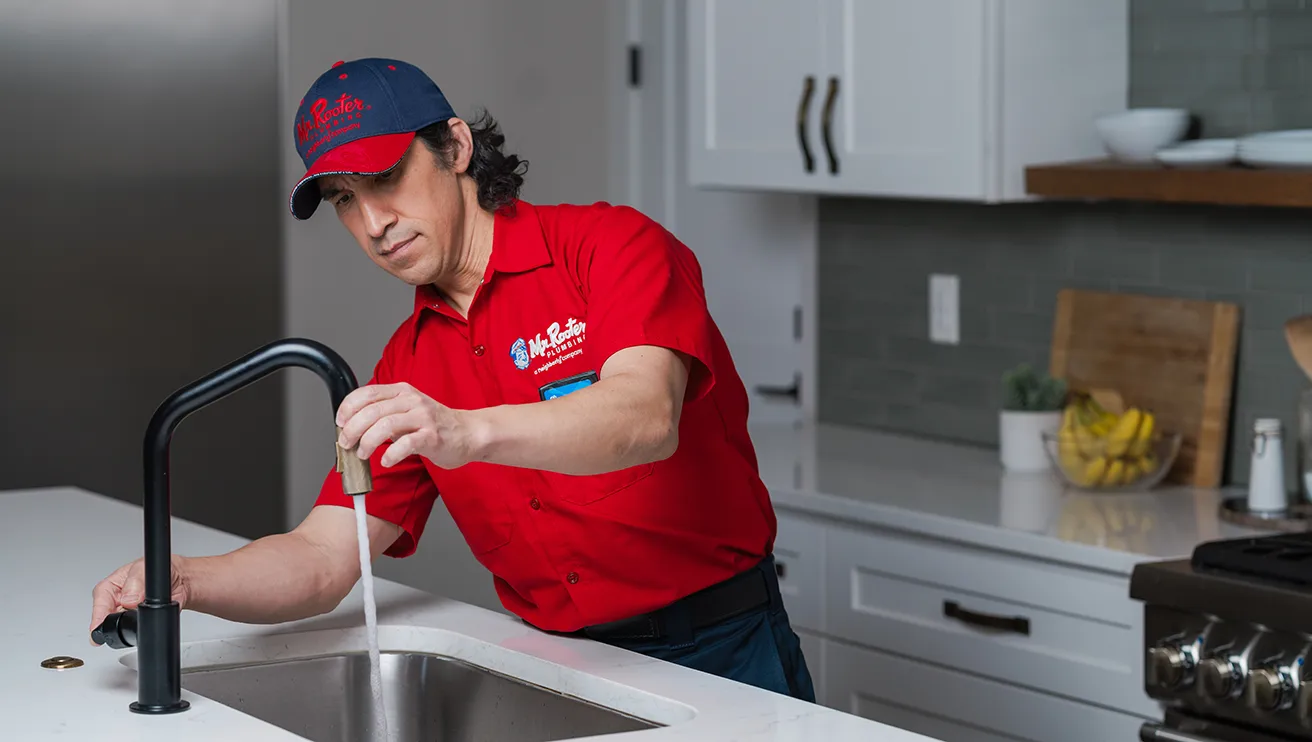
left=1191, top=531, right=1312, bottom=587
left=1131, top=532, right=1312, bottom=740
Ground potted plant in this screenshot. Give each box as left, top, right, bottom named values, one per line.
left=1000, top=363, right=1068, bottom=472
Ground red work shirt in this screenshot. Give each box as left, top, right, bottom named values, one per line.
left=315, top=199, right=776, bottom=632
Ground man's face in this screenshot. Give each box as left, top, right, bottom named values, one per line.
left=317, top=133, right=468, bottom=286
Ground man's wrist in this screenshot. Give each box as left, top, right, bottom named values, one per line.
left=459, top=407, right=498, bottom=465
left=175, top=554, right=201, bottom=612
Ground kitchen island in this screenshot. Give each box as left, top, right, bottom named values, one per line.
left=2, top=486, right=939, bottom=742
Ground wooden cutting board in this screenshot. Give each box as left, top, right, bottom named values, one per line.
left=1048, top=289, right=1240, bottom=488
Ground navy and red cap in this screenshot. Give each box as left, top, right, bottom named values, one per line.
left=289, top=57, right=456, bottom=220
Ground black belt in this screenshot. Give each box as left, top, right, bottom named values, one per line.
left=581, top=557, right=774, bottom=642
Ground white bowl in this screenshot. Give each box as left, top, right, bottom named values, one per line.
left=1095, top=108, right=1191, bottom=163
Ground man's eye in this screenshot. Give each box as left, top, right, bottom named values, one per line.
left=335, top=194, right=352, bottom=207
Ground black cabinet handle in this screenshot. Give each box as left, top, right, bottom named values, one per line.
left=775, top=561, right=786, bottom=579
left=943, top=600, right=1030, bottom=636
left=821, top=76, right=839, bottom=174
left=796, top=75, right=816, bottom=173
left=754, top=372, right=800, bottom=403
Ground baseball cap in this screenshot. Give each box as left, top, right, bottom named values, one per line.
left=288, top=57, right=456, bottom=220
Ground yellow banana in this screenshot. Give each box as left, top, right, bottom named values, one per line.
left=1057, top=407, right=1084, bottom=476
left=1105, top=407, right=1143, bottom=457
left=1105, top=458, right=1126, bottom=486
left=1083, top=456, right=1109, bottom=486
left=1142, top=451, right=1158, bottom=475
left=1123, top=459, right=1143, bottom=484
left=1127, top=411, right=1155, bottom=457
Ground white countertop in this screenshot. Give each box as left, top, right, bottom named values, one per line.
left=3, top=486, right=937, bottom=741
left=748, top=421, right=1275, bottom=575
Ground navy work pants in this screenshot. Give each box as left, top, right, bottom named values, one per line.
left=596, top=555, right=816, bottom=703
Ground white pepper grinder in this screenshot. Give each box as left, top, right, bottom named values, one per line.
left=1248, top=417, right=1288, bottom=514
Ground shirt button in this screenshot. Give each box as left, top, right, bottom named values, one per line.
left=566, top=572, right=579, bottom=584
left=529, top=498, right=541, bottom=510
left=472, top=344, right=485, bottom=356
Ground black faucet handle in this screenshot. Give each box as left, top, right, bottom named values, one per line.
left=92, top=610, right=138, bottom=649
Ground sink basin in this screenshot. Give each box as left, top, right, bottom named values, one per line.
left=180, top=650, right=661, bottom=741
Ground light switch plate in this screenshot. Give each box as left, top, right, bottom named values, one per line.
left=929, top=274, right=960, bottom=345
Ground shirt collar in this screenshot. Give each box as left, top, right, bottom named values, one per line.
left=412, top=200, right=551, bottom=316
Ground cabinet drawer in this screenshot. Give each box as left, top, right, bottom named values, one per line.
left=826, top=639, right=1149, bottom=742
left=825, top=523, right=1157, bottom=717
left=773, top=509, right=825, bottom=632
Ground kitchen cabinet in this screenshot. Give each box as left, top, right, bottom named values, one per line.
left=823, top=522, right=1155, bottom=716
left=687, top=0, right=1128, bottom=202
left=773, top=507, right=1159, bottom=741
left=824, top=640, right=1146, bottom=742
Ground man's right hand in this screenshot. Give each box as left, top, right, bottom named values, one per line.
left=89, top=554, right=191, bottom=645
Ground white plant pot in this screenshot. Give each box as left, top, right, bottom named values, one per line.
left=999, top=409, right=1061, bottom=473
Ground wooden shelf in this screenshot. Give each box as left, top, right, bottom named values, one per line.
left=1024, top=158, right=1312, bottom=208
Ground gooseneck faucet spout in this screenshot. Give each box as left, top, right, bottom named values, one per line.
left=90, top=337, right=372, bottom=714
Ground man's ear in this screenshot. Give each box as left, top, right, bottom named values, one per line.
left=445, top=117, right=474, bottom=174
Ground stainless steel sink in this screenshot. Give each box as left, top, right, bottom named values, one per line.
left=180, top=650, right=661, bottom=741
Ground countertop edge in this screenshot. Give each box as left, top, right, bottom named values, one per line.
left=769, top=486, right=1143, bottom=578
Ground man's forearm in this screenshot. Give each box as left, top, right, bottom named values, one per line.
left=182, top=531, right=351, bottom=624
left=468, top=366, right=680, bottom=476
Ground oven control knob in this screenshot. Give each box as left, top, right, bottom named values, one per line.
left=1147, top=646, right=1191, bottom=689
left=1199, top=657, right=1241, bottom=698
left=1247, top=667, right=1293, bottom=712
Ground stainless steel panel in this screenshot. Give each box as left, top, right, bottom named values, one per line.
left=0, top=1, right=285, bottom=538
left=180, top=651, right=660, bottom=741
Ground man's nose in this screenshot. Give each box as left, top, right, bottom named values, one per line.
left=357, top=194, right=396, bottom=239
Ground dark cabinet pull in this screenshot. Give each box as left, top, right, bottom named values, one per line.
left=754, top=372, right=800, bottom=403
left=796, top=75, right=816, bottom=173
left=943, top=600, right=1030, bottom=636
left=821, top=76, right=839, bottom=174
left=775, top=561, right=786, bottom=578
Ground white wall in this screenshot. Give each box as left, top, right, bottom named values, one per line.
left=279, top=0, right=615, bottom=612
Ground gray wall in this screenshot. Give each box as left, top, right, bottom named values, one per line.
left=817, top=0, right=1312, bottom=489
left=281, top=0, right=614, bottom=613
left=0, top=1, right=286, bottom=540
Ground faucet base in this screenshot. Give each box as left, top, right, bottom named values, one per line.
left=129, top=699, right=191, bottom=715
left=132, top=600, right=190, bottom=714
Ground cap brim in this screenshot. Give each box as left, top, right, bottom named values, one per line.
left=288, top=132, right=417, bottom=220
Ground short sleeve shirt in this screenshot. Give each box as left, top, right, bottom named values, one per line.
left=315, top=200, right=777, bottom=632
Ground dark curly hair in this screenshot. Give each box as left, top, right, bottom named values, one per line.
left=415, top=110, right=528, bottom=212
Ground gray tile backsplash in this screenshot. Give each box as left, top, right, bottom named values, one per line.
left=816, top=199, right=1312, bottom=488
left=1133, top=0, right=1312, bottom=135
left=816, top=0, right=1312, bottom=488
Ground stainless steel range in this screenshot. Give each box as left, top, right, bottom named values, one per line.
left=1131, top=531, right=1312, bottom=742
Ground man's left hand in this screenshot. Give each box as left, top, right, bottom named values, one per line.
left=335, top=383, right=477, bottom=469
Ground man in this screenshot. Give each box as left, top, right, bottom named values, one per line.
left=89, top=57, right=813, bottom=702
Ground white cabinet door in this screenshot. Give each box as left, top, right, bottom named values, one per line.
left=819, top=0, right=989, bottom=198
left=684, top=1, right=1127, bottom=202
left=687, top=0, right=828, bottom=191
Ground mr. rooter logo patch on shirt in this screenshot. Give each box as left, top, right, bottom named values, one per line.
left=509, top=316, right=587, bottom=374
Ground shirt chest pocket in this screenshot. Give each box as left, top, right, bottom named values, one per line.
left=540, top=463, right=655, bottom=506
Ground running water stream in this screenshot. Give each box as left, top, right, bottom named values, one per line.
left=353, top=494, right=390, bottom=742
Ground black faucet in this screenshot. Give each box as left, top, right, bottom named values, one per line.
left=91, top=337, right=372, bottom=714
